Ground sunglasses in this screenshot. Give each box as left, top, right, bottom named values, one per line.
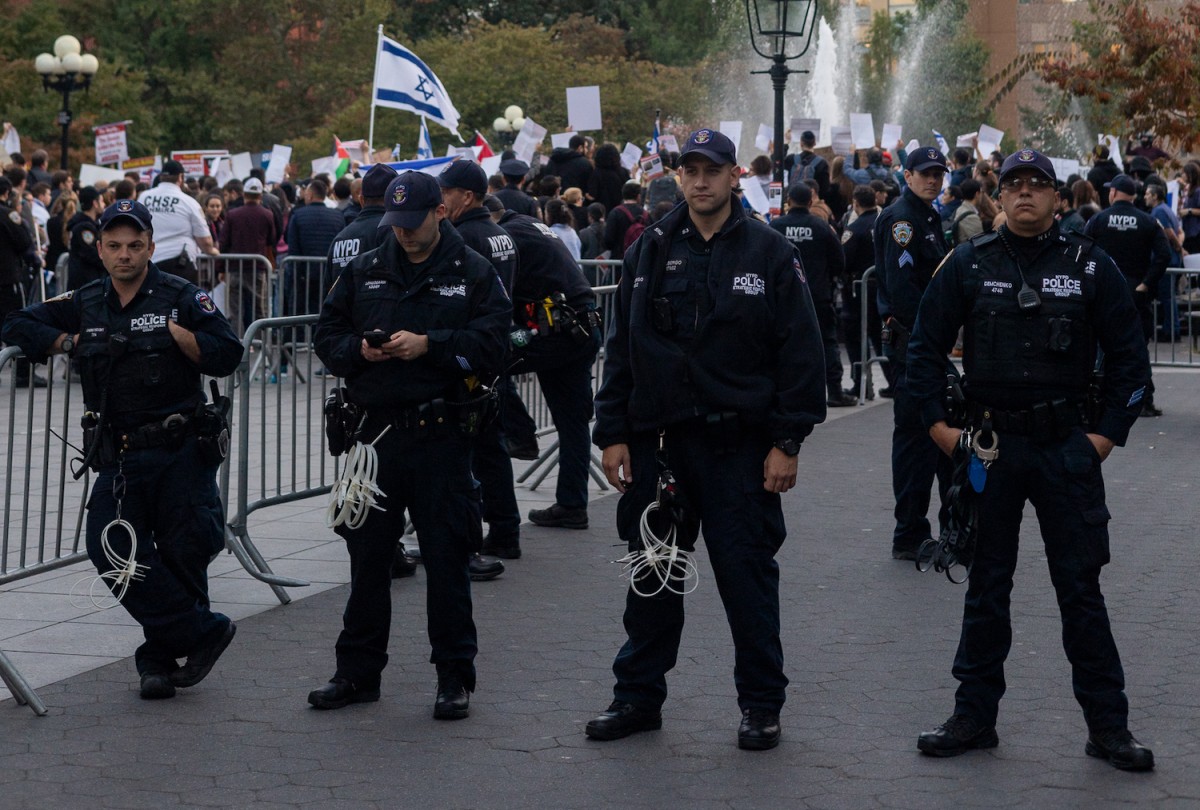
left=1000, top=176, right=1055, bottom=192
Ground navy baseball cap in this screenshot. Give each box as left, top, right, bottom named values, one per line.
left=680, top=128, right=737, bottom=166
left=905, top=147, right=948, bottom=172
left=499, top=158, right=530, bottom=177
left=438, top=160, right=488, bottom=195
left=361, top=163, right=398, bottom=198
left=98, top=199, right=153, bottom=232
left=1104, top=173, right=1137, bottom=196
left=161, top=159, right=186, bottom=176
left=379, top=171, right=442, bottom=229
left=998, top=148, right=1057, bottom=184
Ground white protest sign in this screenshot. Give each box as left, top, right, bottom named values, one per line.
left=790, top=118, right=820, bottom=141
left=719, top=121, right=743, bottom=153
left=639, top=154, right=665, bottom=180
left=830, top=127, right=853, bottom=157
left=621, top=142, right=643, bottom=172
left=311, top=156, right=340, bottom=178
left=79, top=163, right=127, bottom=187
left=550, top=132, right=574, bottom=150
left=211, top=156, right=234, bottom=188
left=230, top=152, right=254, bottom=180
left=755, top=123, right=773, bottom=152
left=739, top=176, right=771, bottom=215
left=881, top=123, right=903, bottom=149
left=565, top=85, right=603, bottom=131
left=956, top=132, right=977, bottom=148
left=513, top=118, right=547, bottom=164
left=905, top=138, right=922, bottom=155
left=92, top=121, right=130, bottom=165
left=264, top=144, right=292, bottom=184
left=659, top=134, right=680, bottom=153
left=1100, top=134, right=1123, bottom=170
left=480, top=155, right=502, bottom=177
left=977, top=124, right=1004, bottom=157
left=850, top=113, right=876, bottom=149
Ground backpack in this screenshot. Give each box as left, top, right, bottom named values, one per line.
left=798, top=153, right=827, bottom=182
left=619, top=204, right=650, bottom=252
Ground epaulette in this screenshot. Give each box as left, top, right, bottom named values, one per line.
left=969, top=231, right=1000, bottom=247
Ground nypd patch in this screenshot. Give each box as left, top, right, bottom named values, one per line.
left=46, top=290, right=75, bottom=303
left=891, top=221, right=913, bottom=247
left=793, top=257, right=806, bottom=284
left=195, top=290, right=217, bottom=312
left=81, top=230, right=95, bottom=245
left=841, top=229, right=852, bottom=245
left=8, top=210, right=21, bottom=225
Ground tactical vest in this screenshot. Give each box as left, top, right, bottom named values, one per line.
left=74, top=276, right=202, bottom=419
left=964, top=233, right=1096, bottom=395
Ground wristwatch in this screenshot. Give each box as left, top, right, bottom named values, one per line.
left=773, top=438, right=801, bottom=457
left=59, top=334, right=75, bottom=355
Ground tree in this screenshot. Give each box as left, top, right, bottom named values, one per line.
left=1039, top=0, right=1200, bottom=152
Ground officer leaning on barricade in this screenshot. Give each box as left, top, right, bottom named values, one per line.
left=438, top=160, right=522, bottom=565
left=1, top=199, right=243, bottom=701
left=906, top=148, right=1155, bottom=771
left=310, top=171, right=509, bottom=719
left=874, top=146, right=954, bottom=562
left=497, top=201, right=601, bottom=531
left=585, top=128, right=826, bottom=752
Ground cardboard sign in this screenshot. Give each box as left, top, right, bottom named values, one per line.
left=93, top=121, right=130, bottom=166
left=171, top=150, right=229, bottom=177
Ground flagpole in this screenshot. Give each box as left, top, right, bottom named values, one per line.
left=368, top=24, right=383, bottom=159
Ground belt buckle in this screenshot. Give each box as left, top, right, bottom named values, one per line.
left=162, top=413, right=186, bottom=430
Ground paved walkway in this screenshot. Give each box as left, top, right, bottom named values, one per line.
left=1, top=368, right=1198, bottom=808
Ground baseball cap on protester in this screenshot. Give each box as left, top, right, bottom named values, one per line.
left=437, top=160, right=488, bottom=195
left=361, top=163, right=398, bottom=199
left=998, top=148, right=1057, bottom=184
left=378, top=171, right=442, bottom=229
left=161, top=159, right=186, bottom=177
left=680, top=128, right=737, bottom=166
left=1104, top=173, right=1138, bottom=196
left=243, top=178, right=265, bottom=195
left=905, top=147, right=948, bottom=173
left=98, top=199, right=153, bottom=232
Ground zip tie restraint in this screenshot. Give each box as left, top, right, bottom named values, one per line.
left=72, top=457, right=149, bottom=610
left=327, top=425, right=391, bottom=530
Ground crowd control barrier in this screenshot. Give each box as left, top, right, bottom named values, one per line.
left=853, top=267, right=888, bottom=405
left=1149, top=267, right=1200, bottom=368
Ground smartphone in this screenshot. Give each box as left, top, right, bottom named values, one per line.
left=363, top=329, right=389, bottom=348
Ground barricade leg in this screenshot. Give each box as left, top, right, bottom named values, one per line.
left=0, top=649, right=47, bottom=716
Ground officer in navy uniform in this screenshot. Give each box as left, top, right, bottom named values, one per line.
left=586, top=129, right=826, bottom=751
left=310, top=172, right=510, bottom=719
left=907, top=149, right=1155, bottom=771
left=493, top=159, right=538, bottom=218
left=1084, top=173, right=1171, bottom=417
left=840, top=184, right=883, bottom=398
left=324, top=163, right=398, bottom=295
left=438, top=160, right=522, bottom=563
left=497, top=205, right=599, bottom=531
left=2, top=200, right=243, bottom=700
left=769, top=182, right=853, bottom=407
left=874, top=146, right=954, bottom=561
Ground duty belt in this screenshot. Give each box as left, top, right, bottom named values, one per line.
left=965, top=398, right=1085, bottom=439
left=373, top=399, right=452, bottom=431
left=112, top=413, right=193, bottom=452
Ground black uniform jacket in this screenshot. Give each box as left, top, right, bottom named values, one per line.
left=593, top=198, right=827, bottom=449
left=314, top=221, right=510, bottom=409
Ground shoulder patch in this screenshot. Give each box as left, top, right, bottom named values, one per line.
left=46, top=290, right=74, bottom=303
left=840, top=229, right=852, bottom=245
left=195, top=290, right=216, bottom=313
left=81, top=230, right=95, bottom=245
left=793, top=257, right=806, bottom=284
left=891, top=221, right=913, bottom=247
left=8, top=210, right=21, bottom=225
left=970, top=230, right=999, bottom=247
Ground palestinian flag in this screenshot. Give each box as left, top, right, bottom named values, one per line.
left=473, top=131, right=494, bottom=159
left=332, top=136, right=351, bottom=178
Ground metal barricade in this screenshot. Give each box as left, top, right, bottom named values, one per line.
left=195, top=253, right=276, bottom=337
left=513, top=283, right=618, bottom=491
left=1150, top=267, right=1200, bottom=368
left=223, top=314, right=335, bottom=605
left=578, top=258, right=622, bottom=287
left=854, top=266, right=888, bottom=405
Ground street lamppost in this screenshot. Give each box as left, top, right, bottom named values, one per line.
left=34, top=35, right=100, bottom=171
left=492, top=105, right=524, bottom=151
left=745, top=0, right=819, bottom=183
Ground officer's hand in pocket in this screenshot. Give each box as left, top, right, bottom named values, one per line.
left=1085, top=432, right=1114, bottom=462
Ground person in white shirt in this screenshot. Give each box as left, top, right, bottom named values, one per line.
left=136, top=159, right=217, bottom=283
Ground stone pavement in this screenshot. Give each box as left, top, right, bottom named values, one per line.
left=1, top=369, right=1199, bottom=808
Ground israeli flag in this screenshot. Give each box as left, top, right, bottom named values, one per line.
left=416, top=117, right=434, bottom=160
left=373, top=36, right=461, bottom=134
left=646, top=114, right=660, bottom=155
left=932, top=129, right=949, bottom=156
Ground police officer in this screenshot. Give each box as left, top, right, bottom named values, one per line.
left=310, top=172, right=509, bottom=718
left=770, top=182, right=853, bottom=407
left=324, top=163, right=397, bottom=294
left=585, top=129, right=825, bottom=751
left=68, top=186, right=106, bottom=290
left=494, top=159, right=538, bottom=218
left=1085, top=173, right=1171, bottom=417
left=875, top=146, right=954, bottom=561
left=841, top=184, right=883, bottom=398
left=907, top=149, right=1154, bottom=771
left=497, top=202, right=599, bottom=530
left=438, top=161, right=522, bottom=562
left=1, top=175, right=40, bottom=388
left=2, top=199, right=243, bottom=700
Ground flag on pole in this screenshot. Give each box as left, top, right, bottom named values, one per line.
left=473, top=131, right=494, bottom=160
left=416, top=117, right=434, bottom=160
left=332, top=136, right=351, bottom=178
left=932, top=129, right=949, bottom=156
left=646, top=113, right=661, bottom=155
left=372, top=35, right=461, bottom=135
